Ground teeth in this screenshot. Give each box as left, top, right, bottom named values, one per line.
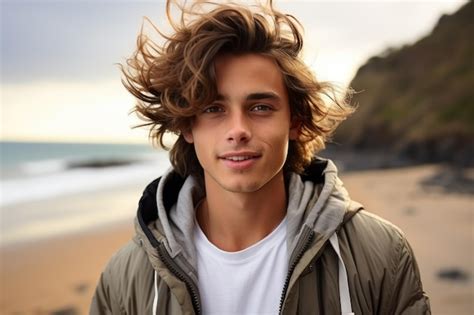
left=225, top=156, right=253, bottom=161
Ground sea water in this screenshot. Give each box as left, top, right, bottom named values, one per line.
left=1, top=141, right=162, bottom=178
left=0, top=141, right=171, bottom=246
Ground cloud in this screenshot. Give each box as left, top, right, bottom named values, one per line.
left=1, top=0, right=465, bottom=85
left=1, top=1, right=165, bottom=83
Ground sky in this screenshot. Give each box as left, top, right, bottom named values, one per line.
left=1, top=0, right=467, bottom=144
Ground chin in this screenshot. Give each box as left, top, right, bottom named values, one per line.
left=220, top=179, right=264, bottom=193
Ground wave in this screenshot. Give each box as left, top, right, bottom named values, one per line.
left=1, top=151, right=170, bottom=207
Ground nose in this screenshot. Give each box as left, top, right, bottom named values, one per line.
left=225, top=111, right=252, bottom=144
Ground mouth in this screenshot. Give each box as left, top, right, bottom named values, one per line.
left=219, top=151, right=261, bottom=160
left=221, top=155, right=259, bottom=161
left=219, top=152, right=261, bottom=170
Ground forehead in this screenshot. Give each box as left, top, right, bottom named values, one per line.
left=213, top=53, right=287, bottom=98
left=214, top=53, right=282, bottom=78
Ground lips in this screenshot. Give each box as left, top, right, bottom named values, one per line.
left=219, top=151, right=261, bottom=160
left=219, top=152, right=261, bottom=170
left=223, top=155, right=256, bottom=161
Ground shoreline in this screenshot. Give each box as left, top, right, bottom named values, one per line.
left=0, top=180, right=148, bottom=247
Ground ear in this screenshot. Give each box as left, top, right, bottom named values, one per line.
left=289, top=119, right=300, bottom=140
left=182, top=131, right=194, bottom=144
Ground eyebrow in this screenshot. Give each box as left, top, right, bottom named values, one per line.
left=216, top=92, right=281, bottom=102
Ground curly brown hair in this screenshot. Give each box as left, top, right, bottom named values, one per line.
left=121, top=0, right=354, bottom=177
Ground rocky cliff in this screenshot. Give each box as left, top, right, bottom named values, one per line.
left=334, top=1, right=474, bottom=166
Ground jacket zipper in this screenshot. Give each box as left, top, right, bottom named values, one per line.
left=157, top=242, right=202, bottom=315
left=278, top=227, right=315, bottom=314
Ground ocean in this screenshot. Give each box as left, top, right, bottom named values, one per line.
left=0, top=141, right=171, bottom=246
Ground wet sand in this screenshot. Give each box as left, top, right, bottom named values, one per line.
left=0, top=164, right=472, bottom=314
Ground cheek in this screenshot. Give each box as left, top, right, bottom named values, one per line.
left=262, top=129, right=290, bottom=156
left=186, top=120, right=208, bottom=144
left=191, top=128, right=215, bottom=161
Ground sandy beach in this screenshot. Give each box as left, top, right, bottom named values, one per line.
left=0, top=223, right=133, bottom=314
left=1, top=164, right=472, bottom=314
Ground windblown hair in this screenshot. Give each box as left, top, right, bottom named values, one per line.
left=121, top=0, right=354, bottom=176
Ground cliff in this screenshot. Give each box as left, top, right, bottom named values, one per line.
left=334, top=1, right=474, bottom=166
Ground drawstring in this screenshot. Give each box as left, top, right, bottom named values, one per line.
left=152, top=270, right=158, bottom=315
left=329, top=233, right=354, bottom=315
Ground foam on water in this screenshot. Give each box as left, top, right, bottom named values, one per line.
left=1, top=153, right=170, bottom=207
left=20, top=159, right=70, bottom=176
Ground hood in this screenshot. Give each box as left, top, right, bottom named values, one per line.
left=135, top=157, right=353, bottom=276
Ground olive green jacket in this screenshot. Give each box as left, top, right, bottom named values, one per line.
left=91, top=159, right=430, bottom=314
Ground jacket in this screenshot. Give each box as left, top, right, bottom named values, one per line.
left=91, top=158, right=431, bottom=314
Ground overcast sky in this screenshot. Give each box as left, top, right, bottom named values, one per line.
left=1, top=0, right=467, bottom=143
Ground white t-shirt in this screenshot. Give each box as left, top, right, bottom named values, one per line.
left=194, top=217, right=288, bottom=315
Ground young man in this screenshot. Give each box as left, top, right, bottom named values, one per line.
left=91, top=1, right=430, bottom=314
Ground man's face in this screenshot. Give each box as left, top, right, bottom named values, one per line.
left=184, top=53, right=298, bottom=193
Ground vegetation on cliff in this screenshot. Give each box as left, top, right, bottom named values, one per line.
left=335, top=1, right=473, bottom=166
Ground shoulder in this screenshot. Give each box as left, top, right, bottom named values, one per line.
left=343, top=209, right=406, bottom=251
left=338, top=209, right=412, bottom=283
left=91, top=238, right=155, bottom=314
left=102, top=238, right=154, bottom=296
left=104, top=237, right=153, bottom=280
left=339, top=210, right=429, bottom=313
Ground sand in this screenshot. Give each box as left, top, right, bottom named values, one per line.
left=0, top=164, right=472, bottom=314
left=0, top=223, right=134, bottom=314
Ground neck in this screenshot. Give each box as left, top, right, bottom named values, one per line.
left=196, top=171, right=287, bottom=252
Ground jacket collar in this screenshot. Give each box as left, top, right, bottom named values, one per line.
left=136, top=157, right=350, bottom=252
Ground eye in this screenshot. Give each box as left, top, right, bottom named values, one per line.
left=251, top=104, right=273, bottom=112
left=203, top=105, right=224, bottom=113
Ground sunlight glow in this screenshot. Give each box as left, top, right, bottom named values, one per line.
left=2, top=80, right=150, bottom=144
